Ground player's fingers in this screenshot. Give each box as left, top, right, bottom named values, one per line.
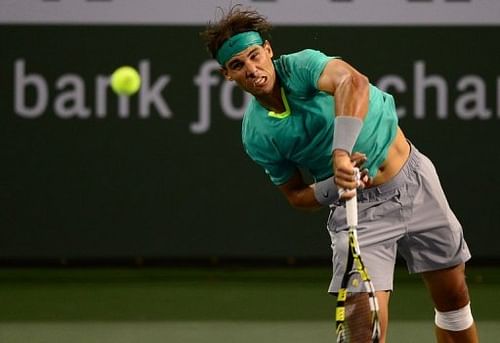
left=335, top=166, right=358, bottom=179
left=339, top=188, right=356, bottom=200
left=356, top=168, right=369, bottom=189
left=334, top=175, right=358, bottom=190
left=350, top=152, right=367, bottom=167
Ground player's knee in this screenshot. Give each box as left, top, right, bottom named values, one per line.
left=438, top=282, right=470, bottom=309
left=435, top=302, right=474, bottom=331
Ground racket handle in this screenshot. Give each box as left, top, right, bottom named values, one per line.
left=346, top=194, right=358, bottom=226
left=345, top=168, right=359, bottom=226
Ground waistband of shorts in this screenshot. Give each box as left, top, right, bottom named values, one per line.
left=357, top=141, right=419, bottom=202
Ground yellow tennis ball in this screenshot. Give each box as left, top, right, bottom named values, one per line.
left=110, top=66, right=141, bottom=96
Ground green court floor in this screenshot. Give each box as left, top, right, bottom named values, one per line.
left=0, top=266, right=498, bottom=342
left=1, top=321, right=500, bottom=343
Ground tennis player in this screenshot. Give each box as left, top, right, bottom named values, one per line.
left=201, top=6, right=479, bottom=343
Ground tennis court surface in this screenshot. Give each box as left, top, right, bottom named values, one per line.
left=1, top=266, right=498, bottom=342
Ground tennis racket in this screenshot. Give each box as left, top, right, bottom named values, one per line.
left=335, top=173, right=381, bottom=343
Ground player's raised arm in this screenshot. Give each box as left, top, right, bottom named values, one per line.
left=317, top=59, right=370, bottom=193
left=317, top=58, right=369, bottom=120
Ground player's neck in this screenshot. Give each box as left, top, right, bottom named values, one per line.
left=256, top=82, right=285, bottom=113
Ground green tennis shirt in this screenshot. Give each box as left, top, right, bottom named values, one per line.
left=242, top=49, right=398, bottom=186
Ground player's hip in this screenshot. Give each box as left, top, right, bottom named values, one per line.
left=327, top=142, right=453, bottom=237
left=371, top=127, right=411, bottom=186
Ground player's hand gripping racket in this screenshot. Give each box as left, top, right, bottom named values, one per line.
left=336, top=169, right=381, bottom=343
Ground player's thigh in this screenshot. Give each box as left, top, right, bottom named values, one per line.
left=398, top=152, right=471, bottom=274
left=421, top=263, right=471, bottom=311
left=327, top=173, right=405, bottom=293
left=329, top=237, right=397, bottom=292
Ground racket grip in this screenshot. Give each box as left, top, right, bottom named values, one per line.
left=345, top=168, right=359, bottom=226
left=346, top=195, right=358, bottom=226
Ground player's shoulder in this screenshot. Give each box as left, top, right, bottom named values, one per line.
left=275, top=49, right=336, bottom=95
left=276, top=49, right=329, bottom=67
left=282, top=49, right=327, bottom=59
left=242, top=99, right=266, bottom=139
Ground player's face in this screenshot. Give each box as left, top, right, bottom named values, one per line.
left=222, top=42, right=277, bottom=97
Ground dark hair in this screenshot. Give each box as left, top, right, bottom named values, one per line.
left=200, top=5, right=272, bottom=59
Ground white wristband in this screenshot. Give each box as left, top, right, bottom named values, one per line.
left=332, top=116, right=363, bottom=154
left=313, top=177, right=340, bottom=207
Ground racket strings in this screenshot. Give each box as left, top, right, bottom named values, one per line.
left=337, top=267, right=379, bottom=342
left=342, top=292, right=376, bottom=342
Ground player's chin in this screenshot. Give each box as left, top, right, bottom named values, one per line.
left=247, top=84, right=271, bottom=97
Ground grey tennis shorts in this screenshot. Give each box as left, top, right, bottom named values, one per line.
left=327, top=144, right=471, bottom=293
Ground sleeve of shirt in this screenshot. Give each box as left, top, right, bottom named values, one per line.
left=284, top=49, right=336, bottom=93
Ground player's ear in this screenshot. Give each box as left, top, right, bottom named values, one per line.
left=219, top=67, right=232, bottom=81
left=263, top=40, right=273, bottom=58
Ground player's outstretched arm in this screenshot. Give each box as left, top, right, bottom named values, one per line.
left=278, top=170, right=323, bottom=211
left=317, top=58, right=370, bottom=194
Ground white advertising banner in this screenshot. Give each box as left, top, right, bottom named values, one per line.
left=1, top=0, right=499, bottom=26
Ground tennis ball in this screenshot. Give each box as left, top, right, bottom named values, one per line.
left=110, top=66, right=141, bottom=96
